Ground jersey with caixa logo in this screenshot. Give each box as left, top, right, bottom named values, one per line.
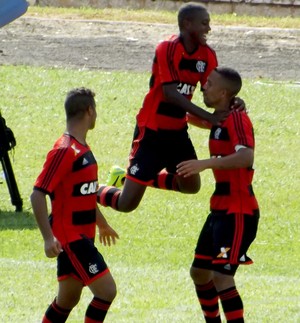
left=136, top=34, right=218, bottom=131
left=33, top=134, right=98, bottom=245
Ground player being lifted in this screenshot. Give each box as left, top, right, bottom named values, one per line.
left=97, top=2, right=244, bottom=212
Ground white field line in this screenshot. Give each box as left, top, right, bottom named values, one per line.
left=0, top=258, right=56, bottom=269
left=0, top=258, right=299, bottom=285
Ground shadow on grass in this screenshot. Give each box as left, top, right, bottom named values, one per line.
left=0, top=210, right=37, bottom=230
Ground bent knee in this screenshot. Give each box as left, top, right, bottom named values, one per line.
left=213, top=271, right=235, bottom=292
left=104, top=285, right=117, bottom=302
left=92, top=278, right=117, bottom=302
left=57, top=295, right=81, bottom=310
left=177, top=176, right=201, bottom=194
left=117, top=199, right=140, bottom=212
left=182, top=186, right=201, bottom=194
left=190, top=266, right=201, bottom=281
left=190, top=266, right=212, bottom=285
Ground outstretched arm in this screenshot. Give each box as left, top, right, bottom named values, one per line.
left=163, top=83, right=228, bottom=125
left=187, top=113, right=212, bottom=129
left=177, top=147, right=254, bottom=177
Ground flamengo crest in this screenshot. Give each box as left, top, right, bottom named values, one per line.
left=196, top=60, right=206, bottom=73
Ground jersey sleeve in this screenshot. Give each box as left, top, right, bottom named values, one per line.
left=228, top=111, right=255, bottom=149
left=156, top=40, right=179, bottom=84
left=34, top=147, right=72, bottom=194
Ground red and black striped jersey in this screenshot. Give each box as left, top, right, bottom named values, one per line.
left=209, top=111, right=259, bottom=214
left=136, top=35, right=218, bottom=131
left=33, top=134, right=98, bottom=245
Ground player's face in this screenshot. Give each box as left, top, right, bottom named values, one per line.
left=188, top=11, right=211, bottom=46
left=203, top=71, right=224, bottom=108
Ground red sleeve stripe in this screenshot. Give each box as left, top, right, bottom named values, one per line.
left=230, top=213, right=244, bottom=264
left=41, top=148, right=67, bottom=189
left=64, top=244, right=90, bottom=282
left=166, top=41, right=179, bottom=81
left=232, top=112, right=248, bottom=146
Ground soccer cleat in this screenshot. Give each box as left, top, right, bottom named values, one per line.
left=106, top=165, right=126, bottom=187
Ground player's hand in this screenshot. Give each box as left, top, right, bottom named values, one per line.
left=231, top=97, right=246, bottom=111
left=44, top=236, right=63, bottom=258
left=99, top=225, right=119, bottom=246
left=177, top=159, right=209, bottom=177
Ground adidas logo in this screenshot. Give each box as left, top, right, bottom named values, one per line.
left=82, top=158, right=89, bottom=165
left=240, top=255, right=246, bottom=262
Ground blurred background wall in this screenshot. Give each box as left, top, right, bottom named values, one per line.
left=27, top=0, right=300, bottom=17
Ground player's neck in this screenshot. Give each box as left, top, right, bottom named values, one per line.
left=180, top=34, right=198, bottom=54
left=66, top=125, right=87, bottom=146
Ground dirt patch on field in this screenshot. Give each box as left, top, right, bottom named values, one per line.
left=0, top=17, right=299, bottom=80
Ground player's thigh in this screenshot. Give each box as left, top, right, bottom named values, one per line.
left=190, top=267, right=213, bottom=285
left=213, top=271, right=235, bottom=292
left=88, top=271, right=117, bottom=301
left=128, top=127, right=164, bottom=183
left=164, top=129, right=200, bottom=192
left=57, top=277, right=83, bottom=309
left=119, top=178, right=147, bottom=210
left=164, top=127, right=198, bottom=173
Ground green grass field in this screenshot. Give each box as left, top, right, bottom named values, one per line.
left=0, top=8, right=300, bottom=322
left=1, top=65, right=299, bottom=322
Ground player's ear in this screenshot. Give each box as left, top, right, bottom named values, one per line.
left=87, top=105, right=94, bottom=115
left=222, top=89, right=230, bottom=100
left=182, top=17, right=192, bottom=31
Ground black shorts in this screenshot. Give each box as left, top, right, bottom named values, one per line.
left=127, top=125, right=197, bottom=185
left=57, top=237, right=109, bottom=286
left=192, top=210, right=259, bottom=275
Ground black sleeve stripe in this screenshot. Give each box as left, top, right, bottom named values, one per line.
left=233, top=112, right=247, bottom=146
left=41, top=148, right=68, bottom=189
left=167, top=41, right=179, bottom=81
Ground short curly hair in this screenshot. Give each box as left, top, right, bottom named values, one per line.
left=64, top=87, right=96, bottom=121
left=178, top=2, right=208, bottom=30
left=214, top=67, right=242, bottom=97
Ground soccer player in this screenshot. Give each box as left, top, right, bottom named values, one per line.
left=30, top=88, right=119, bottom=323
left=98, top=2, right=244, bottom=212
left=177, top=67, right=260, bottom=322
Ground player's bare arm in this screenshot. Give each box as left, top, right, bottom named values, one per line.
left=96, top=206, right=119, bottom=246
left=162, top=83, right=228, bottom=125
left=30, top=190, right=62, bottom=258
left=187, top=113, right=212, bottom=129
left=177, top=147, right=254, bottom=177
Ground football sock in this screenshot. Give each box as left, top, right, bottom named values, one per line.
left=85, top=297, right=112, bottom=323
left=152, top=169, right=179, bottom=191
left=97, top=185, right=121, bottom=210
left=195, top=280, right=221, bottom=322
left=219, top=286, right=244, bottom=322
left=42, top=299, right=71, bottom=323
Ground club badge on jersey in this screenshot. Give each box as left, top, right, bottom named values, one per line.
left=0, top=0, right=28, bottom=28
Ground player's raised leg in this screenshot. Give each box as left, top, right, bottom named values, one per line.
left=98, top=178, right=147, bottom=213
